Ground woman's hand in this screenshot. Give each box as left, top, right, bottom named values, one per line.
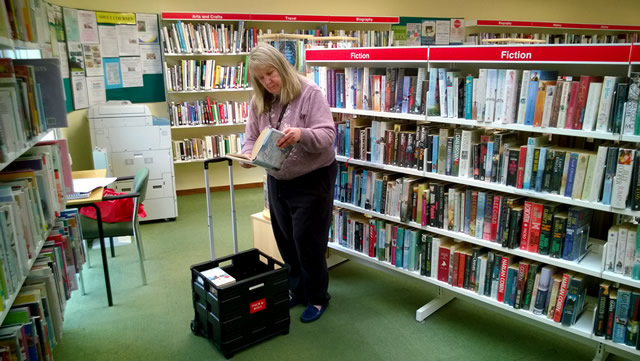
left=238, top=154, right=256, bottom=168
left=278, top=127, right=301, bottom=149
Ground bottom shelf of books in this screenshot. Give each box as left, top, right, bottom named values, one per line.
left=331, top=200, right=640, bottom=358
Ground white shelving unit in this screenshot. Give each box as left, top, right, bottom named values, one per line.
left=308, top=44, right=640, bottom=360
left=167, top=87, right=253, bottom=94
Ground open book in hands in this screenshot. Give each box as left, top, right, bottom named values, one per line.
left=227, top=127, right=293, bottom=170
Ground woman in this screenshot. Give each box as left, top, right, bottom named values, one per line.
left=241, top=43, right=337, bottom=323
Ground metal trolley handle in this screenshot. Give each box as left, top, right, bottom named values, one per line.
left=203, top=157, right=238, bottom=260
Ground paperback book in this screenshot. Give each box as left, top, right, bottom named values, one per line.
left=227, top=127, right=292, bottom=170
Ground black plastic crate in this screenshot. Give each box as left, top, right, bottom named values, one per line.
left=190, top=248, right=290, bottom=358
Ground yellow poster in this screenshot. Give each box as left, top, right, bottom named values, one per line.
left=96, top=12, right=136, bottom=25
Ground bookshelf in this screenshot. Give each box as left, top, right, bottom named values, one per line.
left=307, top=44, right=640, bottom=360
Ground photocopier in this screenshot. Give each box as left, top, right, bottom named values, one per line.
left=87, top=101, right=178, bottom=221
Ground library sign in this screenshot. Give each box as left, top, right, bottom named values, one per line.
left=305, top=47, right=428, bottom=62
left=428, top=44, right=633, bottom=64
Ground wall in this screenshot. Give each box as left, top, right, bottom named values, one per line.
left=54, top=0, right=640, bottom=190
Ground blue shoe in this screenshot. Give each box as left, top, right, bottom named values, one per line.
left=300, top=304, right=327, bottom=323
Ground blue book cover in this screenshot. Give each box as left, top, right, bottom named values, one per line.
left=523, top=80, right=539, bottom=125
left=432, top=135, right=439, bottom=173
left=345, top=119, right=351, bottom=157
left=465, top=75, right=473, bottom=119
left=353, top=174, right=360, bottom=205
left=505, top=267, right=516, bottom=305
left=613, top=287, right=632, bottom=343
left=535, top=147, right=547, bottom=192
left=396, top=227, right=405, bottom=268
left=464, top=189, right=472, bottom=235
left=374, top=179, right=383, bottom=213
left=564, top=153, right=579, bottom=197
left=176, top=21, right=187, bottom=52
left=562, top=207, right=593, bottom=261
left=509, top=267, right=519, bottom=307
left=360, top=170, right=368, bottom=209
left=485, top=142, right=494, bottom=180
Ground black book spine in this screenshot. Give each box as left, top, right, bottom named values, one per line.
left=426, top=134, right=433, bottom=172
left=500, top=202, right=512, bottom=247
left=437, top=183, right=445, bottom=229
left=541, top=149, right=555, bottom=193
left=506, top=149, right=520, bottom=187
left=531, top=148, right=541, bottom=191
left=550, top=151, right=566, bottom=194
left=508, top=208, right=523, bottom=249
left=484, top=251, right=495, bottom=296
left=631, top=151, right=640, bottom=210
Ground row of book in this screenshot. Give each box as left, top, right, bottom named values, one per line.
left=0, top=0, right=50, bottom=44
left=466, top=32, right=640, bottom=45
left=0, top=209, right=84, bottom=361
left=163, top=59, right=249, bottom=92
left=309, top=67, right=427, bottom=115
left=336, top=120, right=640, bottom=210
left=172, top=134, right=244, bottom=162
left=168, top=100, right=249, bottom=127
left=331, top=210, right=592, bottom=327
left=594, top=282, right=640, bottom=348
left=605, top=223, right=640, bottom=280
left=427, top=69, right=639, bottom=135
left=162, top=21, right=257, bottom=55
left=335, top=166, right=594, bottom=262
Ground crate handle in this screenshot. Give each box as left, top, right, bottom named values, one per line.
left=249, top=283, right=264, bottom=291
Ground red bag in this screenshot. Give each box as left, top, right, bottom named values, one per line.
left=79, top=188, right=147, bottom=223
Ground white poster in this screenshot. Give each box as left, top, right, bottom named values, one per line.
left=140, top=44, right=161, bottom=74
left=86, top=77, right=107, bottom=105
left=435, top=20, right=451, bottom=45
left=82, top=44, right=103, bottom=77
left=98, top=25, right=119, bottom=57
left=136, top=13, right=159, bottom=44
left=71, top=75, right=89, bottom=109
left=78, top=10, right=99, bottom=44
left=120, top=57, right=143, bottom=87
left=58, top=43, right=69, bottom=79
left=116, top=24, right=139, bottom=56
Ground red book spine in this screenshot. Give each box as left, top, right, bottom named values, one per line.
left=564, top=81, right=580, bottom=129
left=369, top=223, right=376, bottom=257
left=437, top=246, right=451, bottom=283
left=527, top=203, right=544, bottom=253
left=390, top=225, right=397, bottom=265
left=490, top=195, right=502, bottom=242
left=497, top=256, right=510, bottom=303
left=516, top=145, right=528, bottom=189
left=457, top=253, right=466, bottom=288
left=206, top=97, right=214, bottom=124
left=575, top=76, right=592, bottom=129
left=452, top=251, right=460, bottom=286
left=421, top=192, right=428, bottom=226
left=553, top=273, right=572, bottom=322
left=520, top=201, right=532, bottom=251
left=218, top=103, right=225, bottom=123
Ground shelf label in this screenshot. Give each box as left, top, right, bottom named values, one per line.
left=473, top=19, right=640, bottom=31
left=329, top=16, right=399, bottom=24
left=631, top=44, right=640, bottom=64
left=474, top=20, right=534, bottom=27
left=428, top=45, right=632, bottom=63
left=306, top=47, right=428, bottom=62
left=161, top=12, right=252, bottom=21
left=250, top=14, right=330, bottom=22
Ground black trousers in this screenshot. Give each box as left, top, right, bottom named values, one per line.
left=267, top=160, right=338, bottom=306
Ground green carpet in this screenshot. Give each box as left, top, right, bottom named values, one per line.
left=52, top=189, right=630, bottom=360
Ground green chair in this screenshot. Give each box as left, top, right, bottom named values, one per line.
left=79, top=167, right=149, bottom=285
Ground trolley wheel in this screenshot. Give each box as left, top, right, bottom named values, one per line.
left=190, top=320, right=198, bottom=335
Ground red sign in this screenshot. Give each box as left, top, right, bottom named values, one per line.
left=250, top=14, right=330, bottom=22
left=631, top=43, right=640, bottom=64
left=329, top=16, right=399, bottom=24
left=162, top=12, right=252, bottom=21
left=473, top=19, right=640, bottom=31
left=250, top=298, right=266, bottom=314
left=306, top=47, right=428, bottom=62
left=428, top=44, right=632, bottom=64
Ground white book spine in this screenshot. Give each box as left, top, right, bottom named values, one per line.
left=345, top=67, right=353, bottom=109
left=516, top=70, right=531, bottom=124
left=494, top=69, right=507, bottom=123
left=571, top=152, right=590, bottom=199
left=459, top=130, right=471, bottom=178
left=431, top=238, right=441, bottom=278
left=587, top=145, right=609, bottom=202
left=581, top=154, right=598, bottom=201
left=557, top=81, right=572, bottom=128
left=622, top=104, right=635, bottom=135
left=476, top=69, right=488, bottom=122
left=605, top=226, right=619, bottom=272
left=452, top=76, right=459, bottom=118
left=615, top=226, right=628, bottom=274
left=541, top=85, right=556, bottom=127
left=453, top=189, right=460, bottom=233
left=484, top=69, right=498, bottom=122
left=439, top=70, right=448, bottom=117
left=595, top=76, right=620, bottom=132
left=624, top=225, right=637, bottom=277
left=503, top=69, right=521, bottom=124
left=582, top=82, right=603, bottom=131
left=477, top=258, right=487, bottom=295
left=611, top=149, right=634, bottom=209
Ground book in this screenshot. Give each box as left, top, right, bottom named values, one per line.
left=198, top=266, right=236, bottom=287
left=227, top=127, right=292, bottom=170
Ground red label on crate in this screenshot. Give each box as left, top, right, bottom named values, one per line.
left=250, top=298, right=266, bottom=314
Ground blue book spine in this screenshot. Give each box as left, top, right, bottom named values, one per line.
left=464, top=190, right=472, bottom=235
left=535, top=147, right=547, bottom=192
left=360, top=170, right=367, bottom=208
left=374, top=179, right=383, bottom=213
left=432, top=135, right=439, bottom=173
left=339, top=73, right=345, bottom=108
left=396, top=227, right=405, bottom=268
left=485, top=142, right=494, bottom=180
left=476, top=192, right=486, bottom=238
left=509, top=268, right=518, bottom=306
left=403, top=229, right=411, bottom=270
left=564, top=153, right=579, bottom=197
left=523, top=80, right=539, bottom=125
left=505, top=267, right=515, bottom=304
left=402, top=76, right=411, bottom=114
left=427, top=69, right=439, bottom=116
left=612, top=288, right=632, bottom=343
left=345, top=119, right=351, bottom=157
left=465, top=75, right=473, bottom=119
left=176, top=21, right=187, bottom=53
